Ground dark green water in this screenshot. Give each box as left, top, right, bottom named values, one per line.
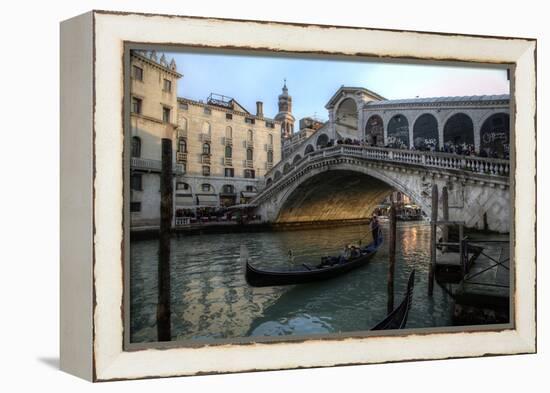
left=130, top=221, right=452, bottom=343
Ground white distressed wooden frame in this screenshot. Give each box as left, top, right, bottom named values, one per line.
left=60, top=10, right=536, bottom=381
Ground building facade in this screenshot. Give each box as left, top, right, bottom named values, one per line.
left=129, top=51, right=183, bottom=227
left=174, top=94, right=281, bottom=215
left=129, top=51, right=283, bottom=228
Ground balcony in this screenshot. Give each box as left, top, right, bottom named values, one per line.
left=201, top=155, right=211, bottom=165
left=130, top=157, right=185, bottom=175
left=264, top=144, right=273, bottom=151
left=176, top=152, right=187, bottom=163
left=224, top=157, right=233, bottom=166
left=223, top=137, right=233, bottom=146
left=244, top=159, right=254, bottom=168
left=245, top=140, right=254, bottom=149
left=201, top=133, right=212, bottom=142
left=265, top=162, right=273, bottom=171
left=177, top=128, right=187, bottom=138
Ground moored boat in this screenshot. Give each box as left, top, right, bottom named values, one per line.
left=245, top=230, right=383, bottom=287
left=370, top=269, right=415, bottom=330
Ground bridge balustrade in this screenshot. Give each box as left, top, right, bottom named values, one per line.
left=265, top=144, right=510, bottom=189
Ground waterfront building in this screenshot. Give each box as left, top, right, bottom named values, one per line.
left=174, top=94, right=281, bottom=215
left=129, top=50, right=183, bottom=227
left=129, top=50, right=283, bottom=228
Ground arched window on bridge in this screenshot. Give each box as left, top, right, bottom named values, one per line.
left=443, top=113, right=474, bottom=152
left=335, top=98, right=358, bottom=130
left=316, top=133, right=329, bottom=148
left=283, top=162, right=291, bottom=174
left=274, top=171, right=282, bottom=181
left=365, top=115, right=384, bottom=146
left=292, top=154, right=302, bottom=165
left=413, top=114, right=439, bottom=151
left=266, top=178, right=273, bottom=188
left=305, top=144, right=315, bottom=154
left=387, top=114, right=410, bottom=148
left=480, top=113, right=510, bottom=159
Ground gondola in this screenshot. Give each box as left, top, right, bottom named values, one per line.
left=245, top=230, right=383, bottom=287
left=371, top=269, right=415, bottom=330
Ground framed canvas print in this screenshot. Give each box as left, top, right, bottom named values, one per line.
left=60, top=10, right=537, bottom=381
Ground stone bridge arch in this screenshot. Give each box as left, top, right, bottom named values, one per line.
left=254, top=150, right=510, bottom=232
left=260, top=160, right=432, bottom=224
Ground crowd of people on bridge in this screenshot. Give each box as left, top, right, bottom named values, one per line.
left=318, top=137, right=509, bottom=160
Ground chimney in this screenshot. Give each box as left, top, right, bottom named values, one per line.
left=256, top=101, right=264, bottom=117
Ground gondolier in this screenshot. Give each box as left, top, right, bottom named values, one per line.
left=371, top=214, right=381, bottom=244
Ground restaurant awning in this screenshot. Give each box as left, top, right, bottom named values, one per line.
left=175, top=194, right=194, bottom=206
left=196, top=194, right=218, bottom=206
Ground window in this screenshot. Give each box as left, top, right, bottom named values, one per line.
left=226, top=113, right=233, bottom=120
left=224, top=168, right=234, bottom=177
left=225, top=145, right=232, bottom=158
left=246, top=185, right=257, bottom=192
left=245, top=117, right=255, bottom=124
left=130, top=173, right=142, bottom=191
left=179, top=102, right=188, bottom=110
left=178, top=138, right=187, bottom=153
left=244, top=169, right=255, bottom=179
left=268, top=134, right=274, bottom=145
left=179, top=117, right=188, bottom=132
left=202, top=143, right=211, bottom=155
left=163, top=79, right=172, bottom=92
left=202, top=166, right=210, bottom=176
left=267, top=150, right=273, bottom=163
left=225, top=126, right=232, bottom=139
left=201, top=183, right=212, bottom=192
left=247, top=129, right=254, bottom=142
left=222, top=184, right=235, bottom=194
left=131, top=136, right=141, bottom=158
left=204, top=107, right=211, bottom=115
left=246, top=148, right=253, bottom=161
left=162, top=107, right=171, bottom=123
left=130, top=202, right=141, bottom=212
left=131, top=97, right=142, bottom=114
left=132, top=65, right=143, bottom=81
left=176, top=182, right=190, bottom=191
left=202, top=121, right=211, bottom=135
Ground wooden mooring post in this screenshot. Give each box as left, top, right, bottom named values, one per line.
left=428, top=184, right=438, bottom=296
left=441, top=186, right=449, bottom=253
left=157, top=138, right=173, bottom=341
left=387, top=202, right=397, bottom=313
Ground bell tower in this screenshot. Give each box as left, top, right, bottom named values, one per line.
left=275, top=79, right=295, bottom=140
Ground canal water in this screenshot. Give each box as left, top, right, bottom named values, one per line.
left=130, top=222, right=453, bottom=343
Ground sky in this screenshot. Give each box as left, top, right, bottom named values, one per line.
left=161, top=50, right=510, bottom=122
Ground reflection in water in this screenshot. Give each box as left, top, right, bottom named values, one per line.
left=130, top=222, right=452, bottom=343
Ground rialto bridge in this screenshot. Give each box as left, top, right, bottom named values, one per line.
left=252, top=87, right=511, bottom=233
